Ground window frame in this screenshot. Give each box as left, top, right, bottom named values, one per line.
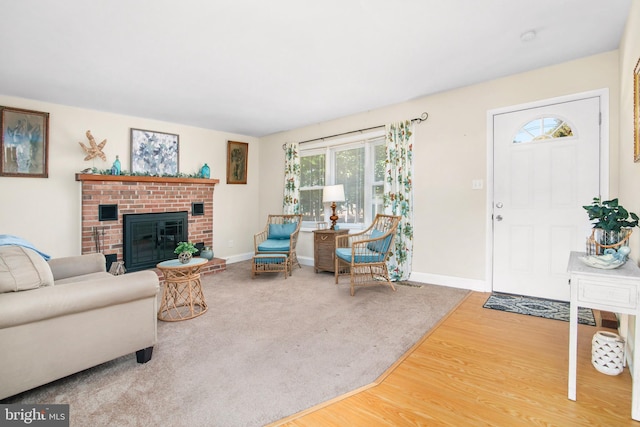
left=299, top=129, right=385, bottom=230
left=512, top=115, right=576, bottom=144
left=298, top=148, right=326, bottom=227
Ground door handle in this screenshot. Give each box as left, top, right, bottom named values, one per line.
left=495, top=215, right=503, bottom=221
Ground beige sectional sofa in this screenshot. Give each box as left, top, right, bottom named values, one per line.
left=0, top=247, right=159, bottom=400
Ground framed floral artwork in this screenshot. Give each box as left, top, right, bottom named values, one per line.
left=0, top=106, right=49, bottom=178
left=130, top=128, right=179, bottom=175
left=227, top=140, right=248, bottom=184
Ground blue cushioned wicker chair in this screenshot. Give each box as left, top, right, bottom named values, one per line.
left=334, top=214, right=401, bottom=296
left=254, top=214, right=302, bottom=273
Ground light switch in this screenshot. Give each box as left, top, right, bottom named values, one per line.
left=472, top=179, right=483, bottom=190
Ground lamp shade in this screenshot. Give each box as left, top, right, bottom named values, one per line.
left=322, top=184, right=345, bottom=203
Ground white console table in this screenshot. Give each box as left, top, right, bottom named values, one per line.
left=567, top=251, right=640, bottom=420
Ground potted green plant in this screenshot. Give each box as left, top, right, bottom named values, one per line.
left=583, top=197, right=639, bottom=254
left=174, top=241, right=199, bottom=264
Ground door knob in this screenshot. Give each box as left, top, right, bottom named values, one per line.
left=495, top=215, right=503, bottom=221
left=496, top=202, right=503, bottom=208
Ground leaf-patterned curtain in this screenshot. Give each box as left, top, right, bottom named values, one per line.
left=384, top=120, right=414, bottom=281
left=282, top=142, right=300, bottom=214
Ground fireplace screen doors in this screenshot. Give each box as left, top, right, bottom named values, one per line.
left=123, top=212, right=188, bottom=272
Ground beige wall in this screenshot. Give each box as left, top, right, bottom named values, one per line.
left=619, top=1, right=640, bottom=254
left=260, top=50, right=620, bottom=289
left=0, top=95, right=260, bottom=259
left=0, top=41, right=626, bottom=283
left=616, top=0, right=640, bottom=363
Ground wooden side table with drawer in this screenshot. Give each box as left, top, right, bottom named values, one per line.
left=313, top=229, right=348, bottom=273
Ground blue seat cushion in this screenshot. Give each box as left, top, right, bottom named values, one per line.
left=258, top=238, right=291, bottom=252
left=366, top=229, right=393, bottom=253
left=254, top=254, right=287, bottom=264
left=268, top=223, right=297, bottom=239
left=336, top=247, right=385, bottom=264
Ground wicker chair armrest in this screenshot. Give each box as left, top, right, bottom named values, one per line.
left=351, top=238, right=373, bottom=251
left=344, top=228, right=368, bottom=238
left=348, top=238, right=389, bottom=261
left=289, top=229, right=300, bottom=249
left=254, top=230, right=268, bottom=251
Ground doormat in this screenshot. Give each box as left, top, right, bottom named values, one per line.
left=483, top=292, right=596, bottom=326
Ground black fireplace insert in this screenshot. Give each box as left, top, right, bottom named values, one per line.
left=123, top=211, right=188, bottom=272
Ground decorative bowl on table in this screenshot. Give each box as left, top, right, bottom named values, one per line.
left=579, top=246, right=630, bottom=269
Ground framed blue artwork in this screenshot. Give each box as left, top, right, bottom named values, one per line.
left=0, top=106, right=49, bottom=178
left=130, top=128, right=179, bottom=175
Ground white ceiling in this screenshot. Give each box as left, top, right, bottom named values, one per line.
left=0, top=0, right=631, bottom=137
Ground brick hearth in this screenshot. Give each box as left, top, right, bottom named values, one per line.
left=76, top=174, right=225, bottom=276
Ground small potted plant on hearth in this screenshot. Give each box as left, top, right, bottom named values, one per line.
left=583, top=197, right=639, bottom=255
left=175, top=241, right=199, bottom=264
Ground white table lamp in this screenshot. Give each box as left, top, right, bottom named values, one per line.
left=323, top=184, right=345, bottom=230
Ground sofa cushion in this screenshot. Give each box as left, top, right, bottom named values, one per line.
left=268, top=223, right=297, bottom=239
left=0, top=246, right=54, bottom=293
left=54, top=271, right=112, bottom=286
left=47, top=253, right=106, bottom=281
left=0, top=270, right=160, bottom=329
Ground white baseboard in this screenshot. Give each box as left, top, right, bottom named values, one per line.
left=230, top=254, right=488, bottom=292
left=298, top=256, right=314, bottom=267
left=223, top=253, right=253, bottom=264
left=409, top=271, right=489, bottom=292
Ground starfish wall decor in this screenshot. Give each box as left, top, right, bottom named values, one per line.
left=79, top=130, right=107, bottom=161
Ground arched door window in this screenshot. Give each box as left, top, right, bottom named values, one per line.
left=513, top=117, right=574, bottom=143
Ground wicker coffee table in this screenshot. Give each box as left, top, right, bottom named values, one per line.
left=157, top=257, right=208, bottom=321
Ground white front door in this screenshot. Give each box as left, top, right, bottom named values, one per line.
left=492, top=96, right=601, bottom=301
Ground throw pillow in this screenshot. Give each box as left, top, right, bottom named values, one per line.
left=268, top=223, right=297, bottom=239
left=367, top=229, right=392, bottom=253
left=0, top=246, right=54, bottom=293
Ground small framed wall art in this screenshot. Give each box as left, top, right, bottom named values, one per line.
left=227, top=140, right=248, bottom=184
left=0, top=106, right=49, bottom=178
left=131, top=128, right=179, bottom=175
left=634, top=57, right=640, bottom=162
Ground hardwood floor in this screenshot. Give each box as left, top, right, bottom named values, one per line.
left=272, top=292, right=638, bottom=426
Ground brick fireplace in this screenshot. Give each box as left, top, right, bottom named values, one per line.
left=76, top=174, right=225, bottom=276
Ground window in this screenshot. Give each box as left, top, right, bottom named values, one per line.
left=513, top=116, right=574, bottom=143
left=299, top=151, right=325, bottom=223
left=299, top=132, right=385, bottom=229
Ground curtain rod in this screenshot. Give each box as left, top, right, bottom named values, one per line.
left=282, top=112, right=428, bottom=148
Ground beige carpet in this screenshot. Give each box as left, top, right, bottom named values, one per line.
left=2, top=261, right=468, bottom=426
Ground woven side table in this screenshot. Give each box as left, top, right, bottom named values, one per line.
left=252, top=254, right=289, bottom=279
left=157, top=257, right=208, bottom=321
